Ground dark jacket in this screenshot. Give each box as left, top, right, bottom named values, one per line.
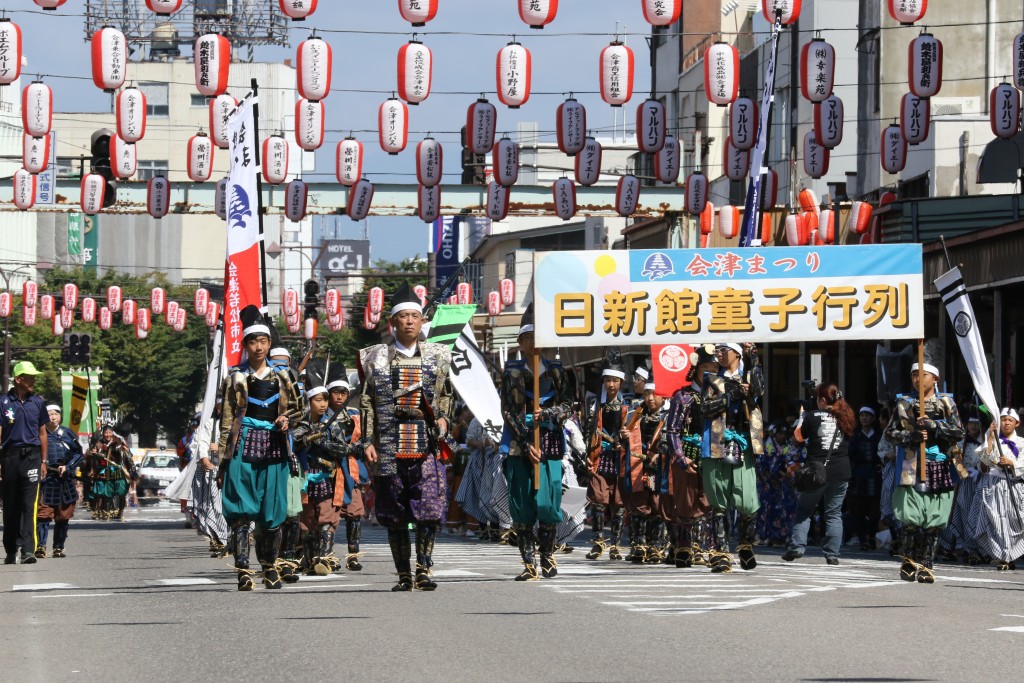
left=799, top=410, right=851, bottom=482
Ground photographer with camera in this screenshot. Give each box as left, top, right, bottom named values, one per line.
left=783, top=382, right=856, bottom=565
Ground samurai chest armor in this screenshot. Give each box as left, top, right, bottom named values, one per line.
left=393, top=359, right=429, bottom=459
left=678, top=391, right=703, bottom=461
left=246, top=372, right=280, bottom=423
left=639, top=414, right=661, bottom=456
left=597, top=401, right=623, bottom=477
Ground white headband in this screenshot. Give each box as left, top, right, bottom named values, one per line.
left=717, top=343, right=742, bottom=355
left=643, top=382, right=656, bottom=392
left=635, top=367, right=650, bottom=380
left=602, top=369, right=626, bottom=380
left=270, top=347, right=290, bottom=358
left=327, top=380, right=351, bottom=392
left=911, top=362, right=939, bottom=378
left=1001, top=407, right=1020, bottom=423
left=46, top=404, right=61, bottom=412
left=390, top=302, right=423, bottom=317
left=859, top=406, right=875, bottom=416
left=518, top=324, right=535, bottom=336
left=306, top=387, right=328, bottom=398
left=242, top=323, right=271, bottom=339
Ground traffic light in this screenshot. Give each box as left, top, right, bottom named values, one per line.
left=61, top=333, right=72, bottom=363
left=62, top=333, right=92, bottom=364
left=79, top=334, right=92, bottom=363
left=460, top=126, right=486, bottom=185
left=67, top=333, right=81, bottom=364
left=90, top=129, right=117, bottom=208
left=303, top=278, right=319, bottom=320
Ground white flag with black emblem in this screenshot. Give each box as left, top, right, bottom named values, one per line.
left=935, top=267, right=998, bottom=416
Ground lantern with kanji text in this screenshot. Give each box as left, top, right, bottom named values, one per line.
left=557, top=98, right=586, bottom=156
left=575, top=137, right=602, bottom=186
left=336, top=138, right=363, bottom=185
left=150, top=287, right=166, bottom=316
left=278, top=0, right=317, bottom=20
left=110, top=135, right=136, bottom=179
left=654, top=135, right=680, bottom=183
left=99, top=306, right=112, bottom=330
left=92, top=26, right=127, bottom=92
left=881, top=124, right=907, bottom=174
left=40, top=294, right=54, bottom=320
left=642, top=0, right=681, bottom=26
left=685, top=171, right=708, bottom=215
left=418, top=184, right=441, bottom=223
left=492, top=137, right=520, bottom=187
left=0, top=19, right=23, bottom=85
left=22, top=81, right=52, bottom=138
left=800, top=37, right=834, bottom=102
left=378, top=98, right=409, bottom=155
left=210, top=94, right=236, bottom=148
left=13, top=168, right=35, bottom=211
left=80, top=173, right=106, bottom=215
left=398, top=0, right=438, bottom=26
left=147, top=176, right=170, bottom=219
left=704, top=42, right=738, bottom=106
left=909, top=33, right=942, bottom=99
left=194, top=34, right=230, bottom=97
left=487, top=182, right=510, bottom=221
left=467, top=98, right=497, bottom=154
left=398, top=40, right=432, bottom=105
left=22, top=133, right=49, bottom=175
left=416, top=136, right=443, bottom=187
left=553, top=177, right=577, bottom=220
left=888, top=0, right=926, bottom=25
left=497, top=42, right=532, bottom=109
left=295, top=99, right=325, bottom=151
left=298, top=36, right=332, bottom=101
left=347, top=178, right=374, bottom=221
left=187, top=133, right=214, bottom=182
left=724, top=135, right=750, bottom=182
left=802, top=130, right=829, bottom=178
left=116, top=87, right=147, bottom=143
left=615, top=175, right=641, bottom=217
left=262, top=135, right=289, bottom=185
left=600, top=41, right=634, bottom=107
left=286, top=180, right=308, bottom=222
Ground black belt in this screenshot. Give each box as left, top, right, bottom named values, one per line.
left=2, top=446, right=40, bottom=456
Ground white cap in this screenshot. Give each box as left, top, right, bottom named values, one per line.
left=911, top=362, right=940, bottom=378
left=1000, top=407, right=1020, bottom=423
left=717, top=343, right=742, bottom=355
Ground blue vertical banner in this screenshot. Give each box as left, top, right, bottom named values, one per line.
left=431, top=216, right=461, bottom=289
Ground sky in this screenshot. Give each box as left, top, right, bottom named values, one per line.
left=12, top=1, right=654, bottom=263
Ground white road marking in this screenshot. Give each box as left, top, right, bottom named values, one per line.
left=31, top=593, right=114, bottom=599
left=432, top=569, right=484, bottom=577
left=12, top=583, right=77, bottom=592
left=148, top=578, right=216, bottom=586
left=990, top=626, right=1024, bottom=633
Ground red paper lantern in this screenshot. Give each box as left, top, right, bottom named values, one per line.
left=798, top=187, right=819, bottom=214
left=206, top=302, right=221, bottom=328
left=34, top=0, right=68, bottom=9
left=336, top=138, right=364, bottom=186
left=23, top=280, right=38, bottom=308
left=283, top=289, right=299, bottom=318
left=881, top=125, right=907, bottom=174
left=136, top=308, right=152, bottom=338
left=600, top=41, right=635, bottom=107
left=497, top=42, right=532, bottom=109
left=553, top=177, right=577, bottom=220
left=13, top=169, right=35, bottom=211
left=700, top=202, right=715, bottom=236
left=724, top=135, right=750, bottom=182
left=63, top=283, right=78, bottom=311
left=642, top=0, right=682, bottom=26
left=279, top=0, right=317, bottom=20
left=557, top=98, right=587, bottom=156
left=150, top=287, right=166, bottom=315
left=122, top=299, right=137, bottom=325
left=40, top=294, right=54, bottom=320
left=23, top=133, right=49, bottom=175
left=173, top=309, right=187, bottom=333
left=92, top=26, right=127, bottom=92
left=398, top=0, right=438, bottom=26
left=487, top=291, right=502, bottom=316
left=378, top=98, right=409, bottom=155
left=0, top=19, right=23, bottom=85
left=107, top=285, right=122, bottom=312
left=487, top=182, right=510, bottom=221
left=398, top=40, right=432, bottom=105
left=685, top=171, right=709, bottom=215
left=166, top=301, right=180, bottom=325
left=22, top=304, right=36, bottom=327
left=368, top=287, right=385, bottom=315
left=418, top=184, right=441, bottom=223
left=900, top=93, right=930, bottom=145
left=888, top=0, right=927, bottom=25
left=636, top=98, right=666, bottom=154
left=110, top=135, right=137, bottom=180
left=816, top=209, right=835, bottom=244
left=187, top=133, right=214, bottom=182
left=148, top=176, right=170, bottom=219
left=719, top=205, right=741, bottom=239
left=655, top=135, right=681, bottom=184
left=194, top=34, right=230, bottom=97
left=467, top=98, right=497, bottom=154
left=286, top=180, right=308, bottom=222
left=615, top=175, right=641, bottom=217
left=262, top=135, right=289, bottom=185
left=194, top=288, right=210, bottom=316
left=575, top=137, right=602, bottom=186
left=990, top=83, right=1021, bottom=139
left=762, top=0, right=801, bottom=25
left=520, top=0, right=557, bottom=28
left=21, top=81, right=52, bottom=138
left=147, top=1, right=183, bottom=14
left=80, top=173, right=106, bottom=215
left=413, top=285, right=429, bottom=307
left=800, top=38, right=835, bottom=103
left=814, top=95, right=844, bottom=148
left=347, top=178, right=374, bottom=221
left=210, top=94, right=236, bottom=149
left=416, top=137, right=443, bottom=187
left=500, top=278, right=515, bottom=307
left=215, top=178, right=227, bottom=220
left=761, top=168, right=779, bottom=209
left=492, top=137, right=520, bottom=187
left=729, top=97, right=758, bottom=151
left=99, top=306, right=112, bottom=330
left=849, top=201, right=873, bottom=235
left=297, top=36, right=332, bottom=101
left=295, top=99, right=325, bottom=151
left=457, top=282, right=473, bottom=305
left=0, top=292, right=10, bottom=318
left=704, top=42, right=738, bottom=107
left=802, top=131, right=829, bottom=178
left=116, top=87, right=147, bottom=143
left=322, top=288, right=340, bottom=318
left=909, top=33, right=942, bottom=99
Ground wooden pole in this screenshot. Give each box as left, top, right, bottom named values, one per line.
left=917, top=340, right=928, bottom=490
left=532, top=348, right=541, bottom=491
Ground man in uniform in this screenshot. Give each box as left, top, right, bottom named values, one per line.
left=359, top=283, right=454, bottom=591
left=218, top=306, right=302, bottom=591
left=267, top=332, right=305, bottom=584
left=585, top=354, right=628, bottom=560
left=500, top=305, right=574, bottom=580
left=325, top=362, right=367, bottom=572
left=885, top=355, right=965, bottom=583
left=36, top=405, right=83, bottom=558
left=700, top=343, right=765, bottom=573
left=619, top=382, right=671, bottom=563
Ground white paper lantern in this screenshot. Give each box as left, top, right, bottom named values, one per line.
left=881, top=125, right=907, bottom=174
left=615, top=175, right=641, bottom=217
left=194, top=288, right=210, bottom=316
left=110, top=135, right=136, bottom=180
left=813, top=95, right=844, bottom=148
left=122, top=299, right=137, bottom=325
left=785, top=213, right=806, bottom=246
left=498, top=279, right=514, bottom=307
left=286, top=310, right=300, bottom=333
left=492, top=138, right=520, bottom=187
left=166, top=300, right=179, bottom=325
left=215, top=178, right=227, bottom=220
left=900, top=93, right=930, bottom=145
left=80, top=173, right=106, bottom=215
left=321, top=288, right=339, bottom=318
left=21, top=81, right=52, bottom=138
left=803, top=131, right=829, bottom=178
left=22, top=304, right=36, bottom=328
left=643, top=0, right=682, bottom=26
left=173, top=309, right=187, bottom=333
left=150, top=288, right=166, bottom=315
left=83, top=297, right=98, bottom=322
left=106, top=286, right=122, bottom=313
left=278, top=0, right=316, bottom=20
left=729, top=97, right=757, bottom=151
left=466, top=98, right=497, bottom=154
left=575, top=137, right=602, bottom=186
left=92, top=26, right=127, bottom=92
left=398, top=0, right=438, bottom=26
left=187, top=133, right=214, bottom=182
left=1014, top=33, right=1024, bottom=90
left=654, top=135, right=681, bottom=183
left=262, top=135, right=289, bottom=185
left=136, top=308, right=152, bottom=337
left=295, top=99, right=325, bottom=151
left=417, top=184, right=441, bottom=223
left=497, top=42, right=532, bottom=109
left=704, top=42, right=738, bottom=106
left=99, top=306, right=112, bottom=330
left=724, top=136, right=751, bottom=182
left=285, top=179, right=308, bottom=222
left=13, top=168, right=35, bottom=211
left=336, top=138, right=364, bottom=186
left=63, top=283, right=79, bottom=311
left=378, top=98, right=409, bottom=155
left=519, top=0, right=557, bottom=28
left=297, top=36, right=332, bottom=101
left=368, top=287, right=384, bottom=315
left=636, top=98, right=666, bottom=153
left=416, top=137, right=443, bottom=187
left=800, top=38, right=835, bottom=103
left=283, top=290, right=299, bottom=319
left=487, top=291, right=502, bottom=317
left=557, top=98, right=586, bottom=156
left=909, top=33, right=942, bottom=99
left=553, top=177, right=577, bottom=220
left=147, top=0, right=183, bottom=14
left=194, top=34, right=230, bottom=97
left=0, top=292, right=10, bottom=318
left=888, top=0, right=926, bottom=25
left=52, top=313, right=65, bottom=337
left=816, top=209, right=836, bottom=244
left=600, top=42, right=635, bottom=107
left=990, top=83, right=1021, bottom=139
left=457, top=282, right=473, bottom=305
left=487, top=182, right=510, bottom=221
left=398, top=40, right=432, bottom=105
left=0, top=19, right=23, bottom=86
left=347, top=178, right=374, bottom=221
left=34, top=0, right=69, bottom=9
left=414, top=285, right=429, bottom=307
left=203, top=301, right=219, bottom=328
left=209, top=94, right=236, bottom=149
left=719, top=205, right=741, bottom=239
left=23, top=281, right=38, bottom=308
left=40, top=294, right=54, bottom=320
left=762, top=0, right=802, bottom=25
left=685, top=171, right=708, bottom=215
left=116, top=87, right=147, bottom=143
left=849, top=201, right=873, bottom=235
left=22, top=133, right=49, bottom=175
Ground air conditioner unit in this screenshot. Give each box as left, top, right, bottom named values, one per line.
left=930, top=97, right=980, bottom=117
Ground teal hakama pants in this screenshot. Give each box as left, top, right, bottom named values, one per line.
left=504, top=456, right=563, bottom=526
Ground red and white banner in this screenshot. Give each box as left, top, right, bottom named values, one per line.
left=651, top=344, right=695, bottom=398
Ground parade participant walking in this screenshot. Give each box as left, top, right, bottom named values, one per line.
left=664, top=345, right=717, bottom=568
left=619, top=383, right=671, bottom=563
left=969, top=408, right=1024, bottom=570
left=584, top=353, right=628, bottom=560
left=499, top=305, right=574, bottom=580
left=1, top=361, right=49, bottom=565
left=941, top=414, right=986, bottom=563
left=885, top=356, right=965, bottom=584
left=700, top=343, right=765, bottom=572
left=36, top=405, right=83, bottom=558
left=757, top=421, right=801, bottom=548
left=783, top=383, right=855, bottom=565
left=267, top=338, right=306, bottom=583
left=457, top=412, right=498, bottom=539
left=218, top=306, right=302, bottom=591
left=358, top=283, right=454, bottom=592
left=325, top=362, right=367, bottom=572
left=191, top=401, right=229, bottom=556
left=846, top=407, right=883, bottom=551
left=85, top=425, right=134, bottom=521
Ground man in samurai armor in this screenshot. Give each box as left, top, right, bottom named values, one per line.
left=87, top=425, right=136, bottom=521
left=884, top=352, right=965, bottom=584
left=325, top=362, right=368, bottom=572
left=359, top=283, right=454, bottom=592
left=700, top=343, right=765, bottom=573
left=584, top=352, right=629, bottom=560
left=618, top=382, right=671, bottom=564
left=500, top=304, right=575, bottom=581
left=35, top=405, right=83, bottom=558
left=664, top=345, right=717, bottom=568
left=217, top=306, right=303, bottom=591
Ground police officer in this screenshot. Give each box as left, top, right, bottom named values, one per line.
left=1, top=361, right=50, bottom=565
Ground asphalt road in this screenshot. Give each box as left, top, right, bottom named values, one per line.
left=2, top=502, right=1023, bottom=682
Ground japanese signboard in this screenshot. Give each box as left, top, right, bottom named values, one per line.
left=533, top=245, right=924, bottom=347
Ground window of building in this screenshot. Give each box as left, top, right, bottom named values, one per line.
left=137, top=160, right=169, bottom=181
left=191, top=93, right=211, bottom=108
left=139, top=82, right=169, bottom=117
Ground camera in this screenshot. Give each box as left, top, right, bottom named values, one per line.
left=801, top=379, right=818, bottom=401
